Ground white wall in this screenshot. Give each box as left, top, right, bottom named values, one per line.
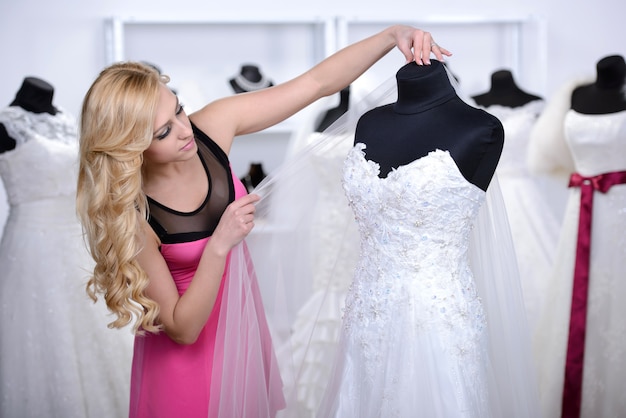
left=0, top=0, right=625, bottom=224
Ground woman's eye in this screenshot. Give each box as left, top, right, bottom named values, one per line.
left=154, top=103, right=184, bottom=140
left=155, top=126, right=171, bottom=140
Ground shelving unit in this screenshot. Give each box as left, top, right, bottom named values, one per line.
left=104, top=15, right=337, bottom=66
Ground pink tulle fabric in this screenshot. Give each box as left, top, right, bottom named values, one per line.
left=129, top=172, right=284, bottom=418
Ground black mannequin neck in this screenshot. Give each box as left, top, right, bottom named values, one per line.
left=315, top=86, right=350, bottom=132
left=393, top=60, right=457, bottom=114
left=490, top=70, right=517, bottom=92
left=571, top=55, right=626, bottom=114
left=595, top=55, right=626, bottom=88
left=472, top=70, right=542, bottom=108
left=10, top=77, right=58, bottom=115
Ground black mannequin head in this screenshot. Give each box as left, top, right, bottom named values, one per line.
left=471, top=69, right=542, bottom=108
left=10, top=77, right=58, bottom=115
left=594, top=55, right=626, bottom=89
left=1, top=76, right=59, bottom=152
left=393, top=59, right=457, bottom=114
left=571, top=54, right=626, bottom=114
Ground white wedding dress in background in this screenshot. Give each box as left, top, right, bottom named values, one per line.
left=0, top=107, right=133, bottom=417
left=534, top=109, right=626, bottom=418
left=484, top=100, right=562, bottom=332
left=273, top=132, right=360, bottom=417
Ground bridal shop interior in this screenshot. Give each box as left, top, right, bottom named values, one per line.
left=1, top=0, right=626, bottom=416
left=0, top=0, right=624, bottom=221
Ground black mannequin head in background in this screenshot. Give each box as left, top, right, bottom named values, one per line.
left=472, top=69, right=542, bottom=108
left=10, top=77, right=58, bottom=115
left=1, top=76, right=59, bottom=152
left=571, top=54, right=626, bottom=114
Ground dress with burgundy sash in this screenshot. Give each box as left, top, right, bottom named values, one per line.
left=535, top=109, right=626, bottom=418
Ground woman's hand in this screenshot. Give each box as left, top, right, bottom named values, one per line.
left=209, top=193, right=261, bottom=255
left=390, top=25, right=452, bottom=65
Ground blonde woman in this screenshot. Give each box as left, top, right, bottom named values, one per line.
left=77, top=25, right=449, bottom=418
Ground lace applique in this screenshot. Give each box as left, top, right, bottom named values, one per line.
left=0, top=106, right=79, bottom=205
left=0, top=106, right=77, bottom=147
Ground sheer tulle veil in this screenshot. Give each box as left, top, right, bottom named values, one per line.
left=213, top=62, right=541, bottom=417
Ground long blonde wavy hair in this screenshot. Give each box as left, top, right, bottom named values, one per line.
left=77, top=62, right=169, bottom=334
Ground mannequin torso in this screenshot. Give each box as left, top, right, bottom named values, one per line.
left=472, top=70, right=543, bottom=108
left=355, top=60, right=504, bottom=191
left=1, top=77, right=58, bottom=153
left=571, top=55, right=626, bottom=114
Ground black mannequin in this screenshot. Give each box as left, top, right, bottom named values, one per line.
left=571, top=54, right=626, bottom=114
left=315, top=86, right=350, bottom=132
left=229, top=64, right=274, bottom=94
left=472, top=70, right=542, bottom=108
left=355, top=60, right=504, bottom=191
left=0, top=77, right=59, bottom=153
left=442, top=61, right=460, bottom=85
left=240, top=162, right=267, bottom=192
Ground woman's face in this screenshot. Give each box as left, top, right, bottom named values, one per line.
left=144, top=83, right=196, bottom=164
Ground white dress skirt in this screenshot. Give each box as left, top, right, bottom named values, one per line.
left=0, top=106, right=134, bottom=418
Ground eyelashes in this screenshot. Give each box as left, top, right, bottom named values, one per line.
left=155, top=103, right=185, bottom=140
left=155, top=127, right=170, bottom=140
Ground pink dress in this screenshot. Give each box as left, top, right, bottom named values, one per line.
left=129, top=125, right=284, bottom=417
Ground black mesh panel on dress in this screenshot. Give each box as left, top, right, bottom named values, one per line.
left=147, top=124, right=234, bottom=244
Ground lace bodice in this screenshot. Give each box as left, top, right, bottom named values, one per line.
left=0, top=107, right=78, bottom=205
left=341, top=144, right=487, bottom=365
left=564, top=109, right=626, bottom=175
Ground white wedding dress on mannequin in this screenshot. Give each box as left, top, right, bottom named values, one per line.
left=0, top=106, right=133, bottom=418
left=532, top=106, right=626, bottom=418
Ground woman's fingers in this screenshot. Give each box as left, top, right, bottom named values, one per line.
left=429, top=40, right=453, bottom=63
left=393, top=26, right=452, bottom=65
left=418, top=32, right=452, bottom=64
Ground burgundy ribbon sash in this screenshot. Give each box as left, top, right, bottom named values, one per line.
left=562, top=170, right=626, bottom=418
